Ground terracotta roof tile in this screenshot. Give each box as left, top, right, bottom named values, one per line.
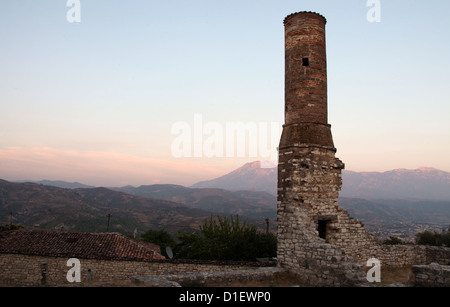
left=0, top=230, right=165, bottom=261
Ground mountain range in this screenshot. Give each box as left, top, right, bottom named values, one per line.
left=340, top=167, right=450, bottom=201
left=0, top=179, right=276, bottom=236
left=26, top=162, right=450, bottom=201
left=0, top=179, right=215, bottom=235
left=115, top=184, right=276, bottom=219
left=191, top=161, right=277, bottom=195
left=1, top=161, right=449, bottom=240
left=190, top=162, right=450, bottom=201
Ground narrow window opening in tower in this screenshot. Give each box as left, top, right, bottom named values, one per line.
left=302, top=57, right=309, bottom=66
left=318, top=220, right=328, bottom=240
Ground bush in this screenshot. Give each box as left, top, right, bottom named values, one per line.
left=175, top=215, right=277, bottom=261
left=0, top=224, right=23, bottom=232
left=416, top=229, right=450, bottom=247
left=141, top=229, right=176, bottom=258
left=383, top=236, right=403, bottom=245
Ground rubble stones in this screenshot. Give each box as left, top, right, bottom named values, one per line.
left=410, top=263, right=450, bottom=287
left=132, top=267, right=291, bottom=287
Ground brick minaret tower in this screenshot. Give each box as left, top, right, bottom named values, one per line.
left=282, top=11, right=335, bottom=150
left=278, top=11, right=344, bottom=238
left=276, top=12, right=365, bottom=285
left=276, top=12, right=431, bottom=286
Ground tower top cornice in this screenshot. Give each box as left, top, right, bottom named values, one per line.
left=284, top=11, right=327, bottom=24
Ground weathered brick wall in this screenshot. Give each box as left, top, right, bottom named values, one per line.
left=284, top=11, right=328, bottom=125
left=0, top=253, right=270, bottom=286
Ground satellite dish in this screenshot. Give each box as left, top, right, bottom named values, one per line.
left=165, top=246, right=173, bottom=259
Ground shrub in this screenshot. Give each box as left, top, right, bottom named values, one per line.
left=416, top=229, right=450, bottom=247
left=0, top=224, right=23, bottom=232
left=383, top=236, right=403, bottom=245
left=141, top=229, right=176, bottom=258
left=175, top=215, right=277, bottom=261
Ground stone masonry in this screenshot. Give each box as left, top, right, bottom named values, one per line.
left=0, top=252, right=276, bottom=286
left=409, top=263, right=450, bottom=287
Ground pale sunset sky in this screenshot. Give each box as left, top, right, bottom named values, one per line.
left=1, top=0, right=449, bottom=187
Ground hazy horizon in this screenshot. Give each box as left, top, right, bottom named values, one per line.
left=2, top=162, right=448, bottom=188
left=1, top=1, right=450, bottom=187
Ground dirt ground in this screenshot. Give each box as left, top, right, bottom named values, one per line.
left=378, top=265, right=412, bottom=286
left=210, top=266, right=414, bottom=287
left=0, top=266, right=413, bottom=287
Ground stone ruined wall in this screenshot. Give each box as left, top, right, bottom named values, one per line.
left=377, top=245, right=449, bottom=267
left=424, top=246, right=450, bottom=264
left=277, top=146, right=368, bottom=286
left=0, top=253, right=272, bottom=287
left=410, top=263, right=450, bottom=287
left=277, top=146, right=450, bottom=279
left=321, top=202, right=380, bottom=265
left=378, top=245, right=426, bottom=267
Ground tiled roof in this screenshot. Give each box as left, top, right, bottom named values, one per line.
left=0, top=230, right=165, bottom=261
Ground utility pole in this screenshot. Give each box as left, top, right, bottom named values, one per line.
left=106, top=214, right=112, bottom=232
left=265, top=217, right=269, bottom=234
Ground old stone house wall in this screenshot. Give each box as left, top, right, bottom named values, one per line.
left=0, top=253, right=270, bottom=286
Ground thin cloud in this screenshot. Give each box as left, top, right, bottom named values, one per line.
left=0, top=147, right=227, bottom=187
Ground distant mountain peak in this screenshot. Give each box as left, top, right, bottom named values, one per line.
left=192, top=162, right=450, bottom=201
left=16, top=180, right=95, bottom=189
left=417, top=167, right=439, bottom=171
left=191, top=160, right=277, bottom=194
left=391, top=167, right=439, bottom=172
left=341, top=167, right=450, bottom=201
left=233, top=160, right=276, bottom=170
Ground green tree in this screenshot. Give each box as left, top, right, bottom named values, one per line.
left=175, top=215, right=277, bottom=261
left=437, top=229, right=450, bottom=247
left=0, top=224, right=23, bottom=232
left=416, top=230, right=437, bottom=246
left=174, top=231, right=204, bottom=260
left=141, top=229, right=176, bottom=258
left=415, top=229, right=450, bottom=247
